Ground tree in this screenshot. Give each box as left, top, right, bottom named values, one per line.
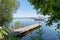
left=28, top=0, right=60, bottom=29
left=0, top=0, right=20, bottom=26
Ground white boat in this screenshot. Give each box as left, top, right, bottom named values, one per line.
left=34, top=16, right=44, bottom=21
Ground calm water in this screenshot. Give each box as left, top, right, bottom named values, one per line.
left=10, top=19, right=60, bottom=40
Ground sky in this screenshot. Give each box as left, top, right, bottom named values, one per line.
left=13, top=0, right=49, bottom=18
left=13, top=0, right=42, bottom=18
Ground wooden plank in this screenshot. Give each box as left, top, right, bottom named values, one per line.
left=13, top=23, right=41, bottom=33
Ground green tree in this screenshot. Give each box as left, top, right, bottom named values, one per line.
left=0, top=0, right=20, bottom=26
left=28, top=0, right=60, bottom=29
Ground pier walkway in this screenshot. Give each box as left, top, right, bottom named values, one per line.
left=14, top=23, right=41, bottom=33
left=13, top=23, right=41, bottom=37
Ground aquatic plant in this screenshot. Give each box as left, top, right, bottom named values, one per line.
left=14, top=21, right=22, bottom=29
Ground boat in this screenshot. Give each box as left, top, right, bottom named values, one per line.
left=34, top=16, right=44, bottom=21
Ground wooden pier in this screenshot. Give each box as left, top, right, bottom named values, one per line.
left=13, top=23, right=41, bottom=37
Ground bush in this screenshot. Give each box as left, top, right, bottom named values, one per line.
left=14, top=21, right=22, bottom=29
left=0, top=28, right=8, bottom=40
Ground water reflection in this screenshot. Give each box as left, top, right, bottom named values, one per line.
left=57, top=30, right=60, bottom=40
left=30, top=28, right=43, bottom=40
left=8, top=19, right=60, bottom=40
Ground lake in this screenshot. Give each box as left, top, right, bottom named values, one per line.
left=10, top=19, right=60, bottom=40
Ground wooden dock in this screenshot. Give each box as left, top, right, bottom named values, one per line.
left=13, top=23, right=41, bottom=37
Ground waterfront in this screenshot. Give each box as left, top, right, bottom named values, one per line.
left=10, top=19, right=60, bottom=40
left=1, top=0, right=60, bottom=40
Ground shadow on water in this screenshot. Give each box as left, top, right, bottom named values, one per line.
left=21, top=25, right=41, bottom=38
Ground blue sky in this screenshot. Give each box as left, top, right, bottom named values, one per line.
left=13, top=0, right=41, bottom=18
